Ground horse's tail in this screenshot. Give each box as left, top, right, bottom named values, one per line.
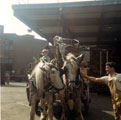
left=28, top=67, right=36, bottom=80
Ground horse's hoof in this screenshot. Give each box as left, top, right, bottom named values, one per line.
left=41, top=118, right=46, bottom=120
left=41, top=116, right=47, bottom=120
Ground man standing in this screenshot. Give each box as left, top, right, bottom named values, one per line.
left=5, top=71, right=10, bottom=85
left=83, top=62, right=121, bottom=120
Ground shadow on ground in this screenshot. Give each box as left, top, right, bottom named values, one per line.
left=1, top=82, right=27, bottom=88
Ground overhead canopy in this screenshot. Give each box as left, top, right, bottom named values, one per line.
left=12, top=0, right=121, bottom=45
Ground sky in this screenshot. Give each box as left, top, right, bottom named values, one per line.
left=0, top=0, right=93, bottom=39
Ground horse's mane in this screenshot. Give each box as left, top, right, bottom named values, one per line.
left=29, top=61, right=51, bottom=79
left=66, top=53, right=76, bottom=60
left=66, top=53, right=78, bottom=67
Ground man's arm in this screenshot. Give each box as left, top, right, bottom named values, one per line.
left=83, top=75, right=104, bottom=83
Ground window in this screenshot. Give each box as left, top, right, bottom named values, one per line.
left=4, top=40, right=13, bottom=51
left=4, top=58, right=12, bottom=64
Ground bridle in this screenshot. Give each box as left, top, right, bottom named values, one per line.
left=63, top=59, right=83, bottom=89
left=40, top=64, right=64, bottom=92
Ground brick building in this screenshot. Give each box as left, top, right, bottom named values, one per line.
left=0, top=25, right=5, bottom=85
left=1, top=28, right=48, bottom=83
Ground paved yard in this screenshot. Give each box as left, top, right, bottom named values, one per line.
left=1, top=82, right=114, bottom=120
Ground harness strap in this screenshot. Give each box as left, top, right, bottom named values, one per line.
left=40, top=67, right=64, bottom=93
left=70, top=81, right=75, bottom=83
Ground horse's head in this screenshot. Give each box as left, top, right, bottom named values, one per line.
left=47, top=63, right=64, bottom=90
left=29, top=61, right=64, bottom=93
left=40, top=62, right=64, bottom=90
left=62, top=53, right=84, bottom=86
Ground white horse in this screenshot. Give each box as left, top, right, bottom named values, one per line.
left=62, top=53, right=84, bottom=120
left=29, top=61, right=64, bottom=120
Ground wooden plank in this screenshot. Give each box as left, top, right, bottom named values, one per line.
left=30, top=17, right=121, bottom=27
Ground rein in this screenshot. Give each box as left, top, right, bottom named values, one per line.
left=75, top=68, right=84, bottom=89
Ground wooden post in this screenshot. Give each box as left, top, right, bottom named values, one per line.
left=100, top=51, right=102, bottom=76
left=55, top=45, right=63, bottom=69
left=106, top=51, right=109, bottom=62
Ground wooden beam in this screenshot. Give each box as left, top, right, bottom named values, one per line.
left=30, top=17, right=121, bottom=27
left=36, top=31, right=121, bottom=39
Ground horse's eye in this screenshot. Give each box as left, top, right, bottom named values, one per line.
left=51, top=71, right=55, bottom=74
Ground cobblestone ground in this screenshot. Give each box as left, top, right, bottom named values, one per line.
left=1, top=82, right=114, bottom=120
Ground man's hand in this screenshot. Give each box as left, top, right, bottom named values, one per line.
left=82, top=74, right=104, bottom=83
left=81, top=73, right=88, bottom=79
left=81, top=73, right=90, bottom=83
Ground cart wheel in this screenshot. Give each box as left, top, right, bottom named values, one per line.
left=53, top=101, right=63, bottom=119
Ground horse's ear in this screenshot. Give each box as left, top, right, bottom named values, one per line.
left=76, top=54, right=84, bottom=65
left=40, top=67, right=46, bottom=72
left=50, top=59, right=56, bottom=65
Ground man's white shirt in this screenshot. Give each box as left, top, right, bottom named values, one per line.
left=100, top=73, right=121, bottom=91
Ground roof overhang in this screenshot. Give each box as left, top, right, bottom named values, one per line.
left=12, top=0, right=121, bottom=45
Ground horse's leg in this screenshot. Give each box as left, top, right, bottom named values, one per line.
left=46, top=93, right=53, bottom=120
left=30, top=95, right=37, bottom=120
left=60, top=96, right=66, bottom=120
left=40, top=97, right=47, bottom=120
left=76, top=94, right=84, bottom=120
